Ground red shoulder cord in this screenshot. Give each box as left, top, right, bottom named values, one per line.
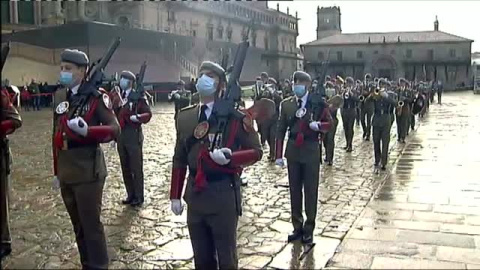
left=194, top=119, right=242, bottom=192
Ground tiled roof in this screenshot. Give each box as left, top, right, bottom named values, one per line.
left=303, top=31, right=472, bottom=46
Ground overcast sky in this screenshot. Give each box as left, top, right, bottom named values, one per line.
left=268, top=1, right=479, bottom=53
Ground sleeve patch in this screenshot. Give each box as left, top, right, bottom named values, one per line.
left=102, top=94, right=112, bottom=110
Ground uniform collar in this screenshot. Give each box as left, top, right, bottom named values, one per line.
left=296, top=92, right=309, bottom=106
left=70, top=84, right=80, bottom=95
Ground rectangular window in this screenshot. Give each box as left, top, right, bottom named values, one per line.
left=18, top=1, right=34, bottom=24
left=207, top=26, right=213, bottom=40
left=192, top=30, right=197, bottom=37
left=406, top=49, right=412, bottom=58
left=356, top=51, right=363, bottom=59
left=337, top=51, right=343, bottom=61
left=217, top=27, right=223, bottom=39
left=264, top=37, right=269, bottom=50
left=252, top=32, right=257, bottom=47
left=227, top=28, right=232, bottom=41
left=449, top=49, right=456, bottom=57
left=428, top=49, right=434, bottom=60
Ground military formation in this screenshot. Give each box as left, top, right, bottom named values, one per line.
left=1, top=32, right=439, bottom=269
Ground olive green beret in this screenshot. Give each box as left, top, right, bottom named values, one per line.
left=60, top=49, right=89, bottom=66
left=268, top=77, right=277, bottom=84
left=120, top=70, right=136, bottom=81
left=365, top=73, right=372, bottom=80
left=256, top=76, right=262, bottom=80
left=199, top=61, right=225, bottom=81
left=261, top=72, right=269, bottom=78
left=378, top=78, right=387, bottom=86
left=293, top=71, right=311, bottom=82
left=346, top=77, right=355, bottom=84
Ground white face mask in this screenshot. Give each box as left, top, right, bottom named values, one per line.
left=196, top=74, right=216, bottom=97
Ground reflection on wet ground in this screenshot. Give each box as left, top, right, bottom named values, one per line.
left=3, top=92, right=477, bottom=269
left=329, top=92, right=480, bottom=269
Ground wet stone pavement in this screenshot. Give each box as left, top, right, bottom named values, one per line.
left=2, top=93, right=476, bottom=269
left=329, top=92, right=480, bottom=269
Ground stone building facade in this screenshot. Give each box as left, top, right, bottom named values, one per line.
left=1, top=1, right=300, bottom=85
left=302, top=6, right=473, bottom=89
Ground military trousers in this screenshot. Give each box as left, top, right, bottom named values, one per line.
left=323, top=118, right=338, bottom=163
left=185, top=179, right=239, bottom=270
left=0, top=161, right=11, bottom=248
left=341, top=108, right=356, bottom=148
left=286, top=159, right=320, bottom=238
left=60, top=178, right=108, bottom=269
left=260, top=118, right=277, bottom=160
left=355, top=107, right=361, bottom=125
left=373, top=117, right=392, bottom=166
left=117, top=128, right=144, bottom=201
left=438, top=92, right=442, bottom=104
left=360, top=108, right=374, bottom=139
left=410, top=113, right=416, bottom=130
left=396, top=112, right=410, bottom=140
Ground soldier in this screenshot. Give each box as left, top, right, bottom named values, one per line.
left=341, top=77, right=358, bottom=152
left=169, top=80, right=191, bottom=119
left=0, top=85, right=22, bottom=259
left=360, top=74, right=375, bottom=141
left=259, top=78, right=282, bottom=161
left=323, top=81, right=339, bottom=166
left=169, top=61, right=262, bottom=269
left=355, top=79, right=362, bottom=126
left=283, top=79, right=293, bottom=98
left=436, top=80, right=443, bottom=105
left=275, top=71, right=332, bottom=244
left=115, top=70, right=152, bottom=206
left=395, top=78, right=413, bottom=143
left=52, top=49, right=120, bottom=269
left=370, top=78, right=396, bottom=171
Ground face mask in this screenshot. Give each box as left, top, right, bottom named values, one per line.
left=293, top=84, right=306, bottom=97
left=196, top=74, right=216, bottom=96
left=59, top=71, right=73, bottom=86
left=119, top=78, right=130, bottom=90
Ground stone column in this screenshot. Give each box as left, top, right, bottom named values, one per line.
left=11, top=1, right=18, bottom=24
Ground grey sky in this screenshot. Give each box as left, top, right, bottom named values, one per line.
left=268, top=1, right=479, bottom=52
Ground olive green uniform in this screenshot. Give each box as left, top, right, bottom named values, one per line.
left=341, top=95, right=358, bottom=150
left=52, top=88, right=120, bottom=269
left=395, top=88, right=413, bottom=141
left=360, top=96, right=374, bottom=140
left=323, top=107, right=338, bottom=164
left=0, top=88, right=22, bottom=257
left=172, top=104, right=262, bottom=269
left=258, top=90, right=282, bottom=160
left=169, top=89, right=191, bottom=119
left=371, top=95, right=396, bottom=166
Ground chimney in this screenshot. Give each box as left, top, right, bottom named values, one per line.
left=434, top=15, right=439, bottom=31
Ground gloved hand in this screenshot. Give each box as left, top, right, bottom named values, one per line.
left=130, top=115, right=140, bottom=123
left=309, top=121, right=321, bottom=131
left=171, top=199, right=183, bottom=215
left=67, top=117, right=88, bottom=137
left=174, top=93, right=181, bottom=99
left=53, top=176, right=60, bottom=189
left=209, top=148, right=232, bottom=165
left=275, top=158, right=285, bottom=167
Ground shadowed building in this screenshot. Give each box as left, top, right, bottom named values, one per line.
left=301, top=6, right=473, bottom=89
left=1, top=1, right=300, bottom=85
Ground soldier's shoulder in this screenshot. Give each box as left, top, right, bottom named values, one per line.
left=281, top=96, right=296, bottom=105
left=179, top=103, right=198, bottom=112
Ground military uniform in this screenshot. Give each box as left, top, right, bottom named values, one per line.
left=341, top=77, right=358, bottom=152
left=395, top=80, right=413, bottom=143
left=370, top=87, right=396, bottom=169
left=52, top=49, right=120, bottom=269
left=276, top=71, right=333, bottom=243
left=170, top=62, right=262, bottom=270
left=0, top=87, right=22, bottom=259
left=115, top=70, right=152, bottom=206
left=169, top=80, right=191, bottom=119
left=258, top=80, right=283, bottom=161
left=322, top=81, right=338, bottom=165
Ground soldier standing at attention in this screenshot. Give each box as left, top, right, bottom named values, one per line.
left=341, top=77, right=359, bottom=152
left=169, top=61, right=262, bottom=269
left=370, top=78, right=397, bottom=171
left=116, top=70, right=152, bottom=206
left=259, top=77, right=283, bottom=161
left=169, top=80, right=191, bottom=119
left=275, top=71, right=332, bottom=244
left=52, top=49, right=120, bottom=269
left=323, top=81, right=339, bottom=166
left=0, top=85, right=22, bottom=259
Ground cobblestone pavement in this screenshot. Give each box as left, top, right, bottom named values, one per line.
left=2, top=94, right=442, bottom=269
left=328, top=92, right=480, bottom=269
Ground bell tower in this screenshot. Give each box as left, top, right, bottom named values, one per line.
left=316, top=6, right=341, bottom=40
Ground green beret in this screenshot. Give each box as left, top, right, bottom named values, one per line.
left=120, top=70, right=136, bottom=81
left=199, top=61, right=226, bottom=81
left=378, top=78, right=387, bottom=86
left=365, top=73, right=372, bottom=80
left=60, top=49, right=89, bottom=66
left=256, top=76, right=262, bottom=80
left=261, top=72, right=269, bottom=78
left=293, top=71, right=311, bottom=83
left=346, top=77, right=355, bottom=84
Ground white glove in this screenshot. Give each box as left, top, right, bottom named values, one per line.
left=174, top=93, right=181, bottom=99
left=130, top=115, right=140, bottom=123
left=53, top=176, right=60, bottom=189
left=275, top=158, right=285, bottom=167
left=171, top=199, right=183, bottom=215
left=209, top=148, right=232, bottom=165
left=309, top=121, right=321, bottom=131
left=67, top=117, right=88, bottom=137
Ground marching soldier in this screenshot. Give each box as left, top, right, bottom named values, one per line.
left=169, top=61, right=262, bottom=269
left=323, top=81, right=339, bottom=166
left=52, top=49, right=120, bottom=269
left=395, top=78, right=413, bottom=143
left=370, top=78, right=396, bottom=171
left=355, top=79, right=362, bottom=126
left=360, top=74, right=375, bottom=141
left=169, top=80, right=191, bottom=119
left=116, top=70, right=152, bottom=206
left=275, top=71, right=332, bottom=244
left=0, top=85, right=22, bottom=259
left=341, top=77, right=358, bottom=152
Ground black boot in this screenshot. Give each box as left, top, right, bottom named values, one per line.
left=122, top=197, right=133, bottom=205
left=302, top=234, right=313, bottom=244
left=0, top=244, right=12, bottom=260
left=287, top=230, right=303, bottom=243
left=130, top=198, right=144, bottom=207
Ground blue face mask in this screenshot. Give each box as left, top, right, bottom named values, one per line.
left=293, top=84, right=306, bottom=97
left=59, top=71, right=73, bottom=86
left=119, top=78, right=130, bottom=90
left=196, top=74, right=216, bottom=97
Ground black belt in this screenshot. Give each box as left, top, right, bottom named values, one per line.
left=67, top=141, right=99, bottom=150
left=189, top=169, right=235, bottom=182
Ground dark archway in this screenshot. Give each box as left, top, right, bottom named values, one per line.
left=372, top=55, right=397, bottom=80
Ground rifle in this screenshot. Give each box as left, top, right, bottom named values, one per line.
left=129, top=61, right=147, bottom=101
left=72, top=37, right=121, bottom=119
left=1, top=42, right=11, bottom=175
left=309, top=60, right=330, bottom=120
left=1, top=42, right=10, bottom=74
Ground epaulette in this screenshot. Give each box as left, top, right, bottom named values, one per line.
left=180, top=104, right=197, bottom=112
